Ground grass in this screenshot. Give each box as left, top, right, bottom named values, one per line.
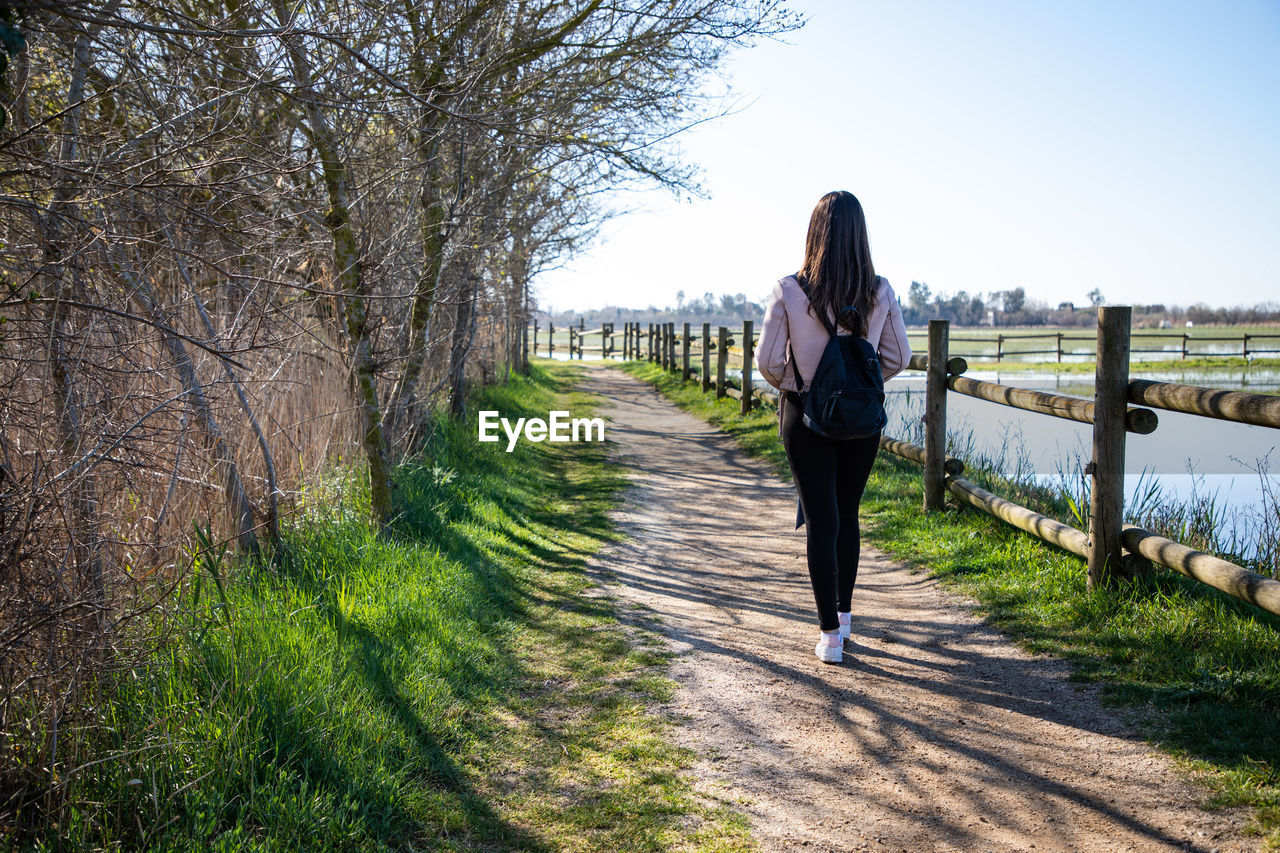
left=18, top=361, right=753, bottom=852
left=620, top=358, right=1280, bottom=847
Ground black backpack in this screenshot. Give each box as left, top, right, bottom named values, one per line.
left=788, top=278, right=888, bottom=440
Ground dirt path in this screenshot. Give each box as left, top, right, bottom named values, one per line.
left=577, top=366, right=1251, bottom=853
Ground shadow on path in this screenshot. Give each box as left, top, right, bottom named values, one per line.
left=579, top=366, right=1248, bottom=853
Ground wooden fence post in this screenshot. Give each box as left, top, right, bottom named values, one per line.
left=1181, top=333, right=1188, bottom=359
left=669, top=322, right=677, bottom=371
left=682, top=322, right=691, bottom=380
left=647, top=323, right=654, bottom=361
left=741, top=319, right=754, bottom=414
left=924, top=319, right=950, bottom=511
left=996, top=334, right=1004, bottom=362
left=532, top=321, right=539, bottom=360
left=1089, top=306, right=1132, bottom=588
left=568, top=326, right=575, bottom=360
left=701, top=322, right=711, bottom=392
left=1244, top=333, right=1251, bottom=358
left=716, top=326, right=728, bottom=398
left=548, top=323, right=555, bottom=357
left=659, top=323, right=667, bottom=369
left=1056, top=332, right=1063, bottom=363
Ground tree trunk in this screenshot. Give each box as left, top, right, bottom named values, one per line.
left=126, top=273, right=259, bottom=554
left=388, top=111, right=448, bottom=434
left=41, top=24, right=105, bottom=613
left=447, top=264, right=480, bottom=420
left=190, top=288, right=280, bottom=547
left=162, top=223, right=281, bottom=547
left=273, top=0, right=392, bottom=527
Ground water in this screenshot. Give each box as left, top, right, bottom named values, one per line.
left=883, top=370, right=1279, bottom=555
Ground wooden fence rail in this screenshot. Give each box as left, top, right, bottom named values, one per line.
left=896, top=309, right=1280, bottom=616
left=526, top=310, right=1280, bottom=619
left=903, top=329, right=1280, bottom=362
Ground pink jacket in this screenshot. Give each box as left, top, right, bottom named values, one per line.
left=756, top=275, right=911, bottom=392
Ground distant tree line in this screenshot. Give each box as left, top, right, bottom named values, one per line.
left=549, top=282, right=1280, bottom=332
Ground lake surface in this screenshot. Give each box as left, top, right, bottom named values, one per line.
left=885, top=369, right=1280, bottom=475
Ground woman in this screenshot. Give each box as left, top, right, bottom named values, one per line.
left=756, top=191, right=910, bottom=664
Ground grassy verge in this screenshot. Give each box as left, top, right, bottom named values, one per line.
left=621, top=359, right=1280, bottom=847
left=29, top=361, right=751, bottom=852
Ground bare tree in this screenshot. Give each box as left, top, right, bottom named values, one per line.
left=0, top=0, right=800, bottom=833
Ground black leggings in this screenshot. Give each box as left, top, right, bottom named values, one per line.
left=781, top=391, right=880, bottom=632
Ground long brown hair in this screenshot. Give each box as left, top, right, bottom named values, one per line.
left=796, top=190, right=877, bottom=336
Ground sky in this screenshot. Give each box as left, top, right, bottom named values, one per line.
left=533, top=0, right=1280, bottom=315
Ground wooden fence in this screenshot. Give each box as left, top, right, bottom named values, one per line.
left=527, top=310, right=1280, bottom=618
left=908, top=329, right=1280, bottom=362
left=907, top=310, right=1280, bottom=617
left=530, top=319, right=766, bottom=413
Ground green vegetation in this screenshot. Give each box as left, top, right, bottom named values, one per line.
left=30, top=361, right=750, bottom=852
left=621, top=359, right=1280, bottom=847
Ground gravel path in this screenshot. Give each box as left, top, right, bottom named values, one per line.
left=578, top=366, right=1252, bottom=853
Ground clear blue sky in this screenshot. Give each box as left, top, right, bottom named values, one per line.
left=534, top=0, right=1280, bottom=314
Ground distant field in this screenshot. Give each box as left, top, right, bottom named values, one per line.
left=902, top=324, right=1280, bottom=362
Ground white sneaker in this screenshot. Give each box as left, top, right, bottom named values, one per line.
left=815, top=631, right=843, bottom=664
left=838, top=611, right=852, bottom=642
